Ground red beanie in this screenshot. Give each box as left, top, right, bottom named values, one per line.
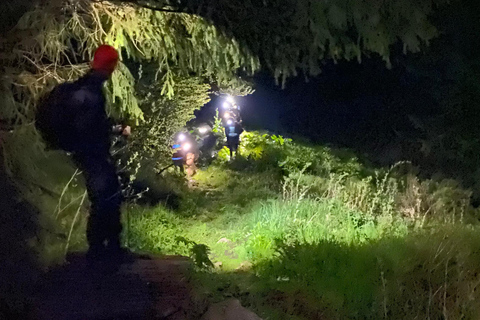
left=92, top=45, right=119, bottom=74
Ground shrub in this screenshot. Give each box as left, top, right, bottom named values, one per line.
left=398, top=175, right=476, bottom=225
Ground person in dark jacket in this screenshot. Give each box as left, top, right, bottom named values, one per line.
left=36, top=45, right=128, bottom=262
left=197, top=125, right=217, bottom=165
left=171, top=144, right=185, bottom=173
left=224, top=119, right=244, bottom=159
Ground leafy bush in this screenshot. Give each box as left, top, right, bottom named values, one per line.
left=129, top=74, right=211, bottom=170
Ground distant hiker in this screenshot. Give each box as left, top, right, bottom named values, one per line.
left=197, top=125, right=217, bottom=165
left=222, top=107, right=241, bottom=125
left=224, top=120, right=243, bottom=159
left=171, top=144, right=185, bottom=173
left=230, top=105, right=242, bottom=124
left=178, top=139, right=199, bottom=178
left=185, top=150, right=198, bottom=178
left=36, top=44, right=129, bottom=262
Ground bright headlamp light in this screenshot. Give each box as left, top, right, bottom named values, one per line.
left=183, top=143, right=192, bottom=151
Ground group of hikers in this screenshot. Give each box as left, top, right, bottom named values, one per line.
left=170, top=96, right=244, bottom=177
left=35, top=45, right=245, bottom=264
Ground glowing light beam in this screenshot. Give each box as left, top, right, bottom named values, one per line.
left=183, top=143, right=191, bottom=151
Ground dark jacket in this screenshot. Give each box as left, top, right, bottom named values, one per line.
left=225, top=122, right=243, bottom=139
left=36, top=71, right=111, bottom=154
left=172, top=149, right=185, bottom=165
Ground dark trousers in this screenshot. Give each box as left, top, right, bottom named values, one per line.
left=227, top=136, right=240, bottom=157
left=72, top=151, right=122, bottom=252
left=173, top=159, right=185, bottom=173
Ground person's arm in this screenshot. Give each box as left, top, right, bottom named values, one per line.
left=111, top=120, right=131, bottom=136
left=121, top=125, right=131, bottom=136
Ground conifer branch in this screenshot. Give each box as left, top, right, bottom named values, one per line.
left=93, top=0, right=187, bottom=14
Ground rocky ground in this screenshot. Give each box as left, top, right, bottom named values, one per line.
left=31, top=254, right=262, bottom=320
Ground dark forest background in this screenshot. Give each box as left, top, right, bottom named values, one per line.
left=221, top=0, right=480, bottom=201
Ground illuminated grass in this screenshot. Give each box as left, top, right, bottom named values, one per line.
left=125, top=180, right=480, bottom=319
left=121, top=133, right=480, bottom=319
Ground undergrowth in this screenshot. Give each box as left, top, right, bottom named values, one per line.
left=121, top=131, right=480, bottom=319
left=21, top=130, right=480, bottom=319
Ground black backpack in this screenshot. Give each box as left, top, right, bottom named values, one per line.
left=35, top=82, right=80, bottom=152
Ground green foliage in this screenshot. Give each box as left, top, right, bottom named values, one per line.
left=223, top=132, right=478, bottom=226
left=234, top=131, right=289, bottom=162
left=398, top=175, right=474, bottom=225
left=105, top=63, right=143, bottom=122
left=129, top=72, right=211, bottom=168
left=1, top=0, right=258, bottom=114
left=211, top=109, right=225, bottom=136
left=164, top=0, right=450, bottom=83
left=0, top=0, right=259, bottom=179
left=0, top=1, right=474, bottom=317
left=177, top=237, right=215, bottom=270
left=0, top=0, right=260, bottom=266
left=0, top=147, right=40, bottom=319
left=244, top=198, right=408, bottom=264
left=126, top=206, right=190, bottom=254
left=216, top=146, right=231, bottom=162
left=123, top=131, right=480, bottom=318
left=2, top=127, right=89, bottom=265
left=214, top=76, right=255, bottom=97
left=253, top=227, right=480, bottom=319
left=0, top=0, right=454, bottom=262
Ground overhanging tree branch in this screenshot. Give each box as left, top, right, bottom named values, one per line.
left=92, top=0, right=189, bottom=14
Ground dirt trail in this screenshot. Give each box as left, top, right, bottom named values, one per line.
left=32, top=255, right=206, bottom=320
